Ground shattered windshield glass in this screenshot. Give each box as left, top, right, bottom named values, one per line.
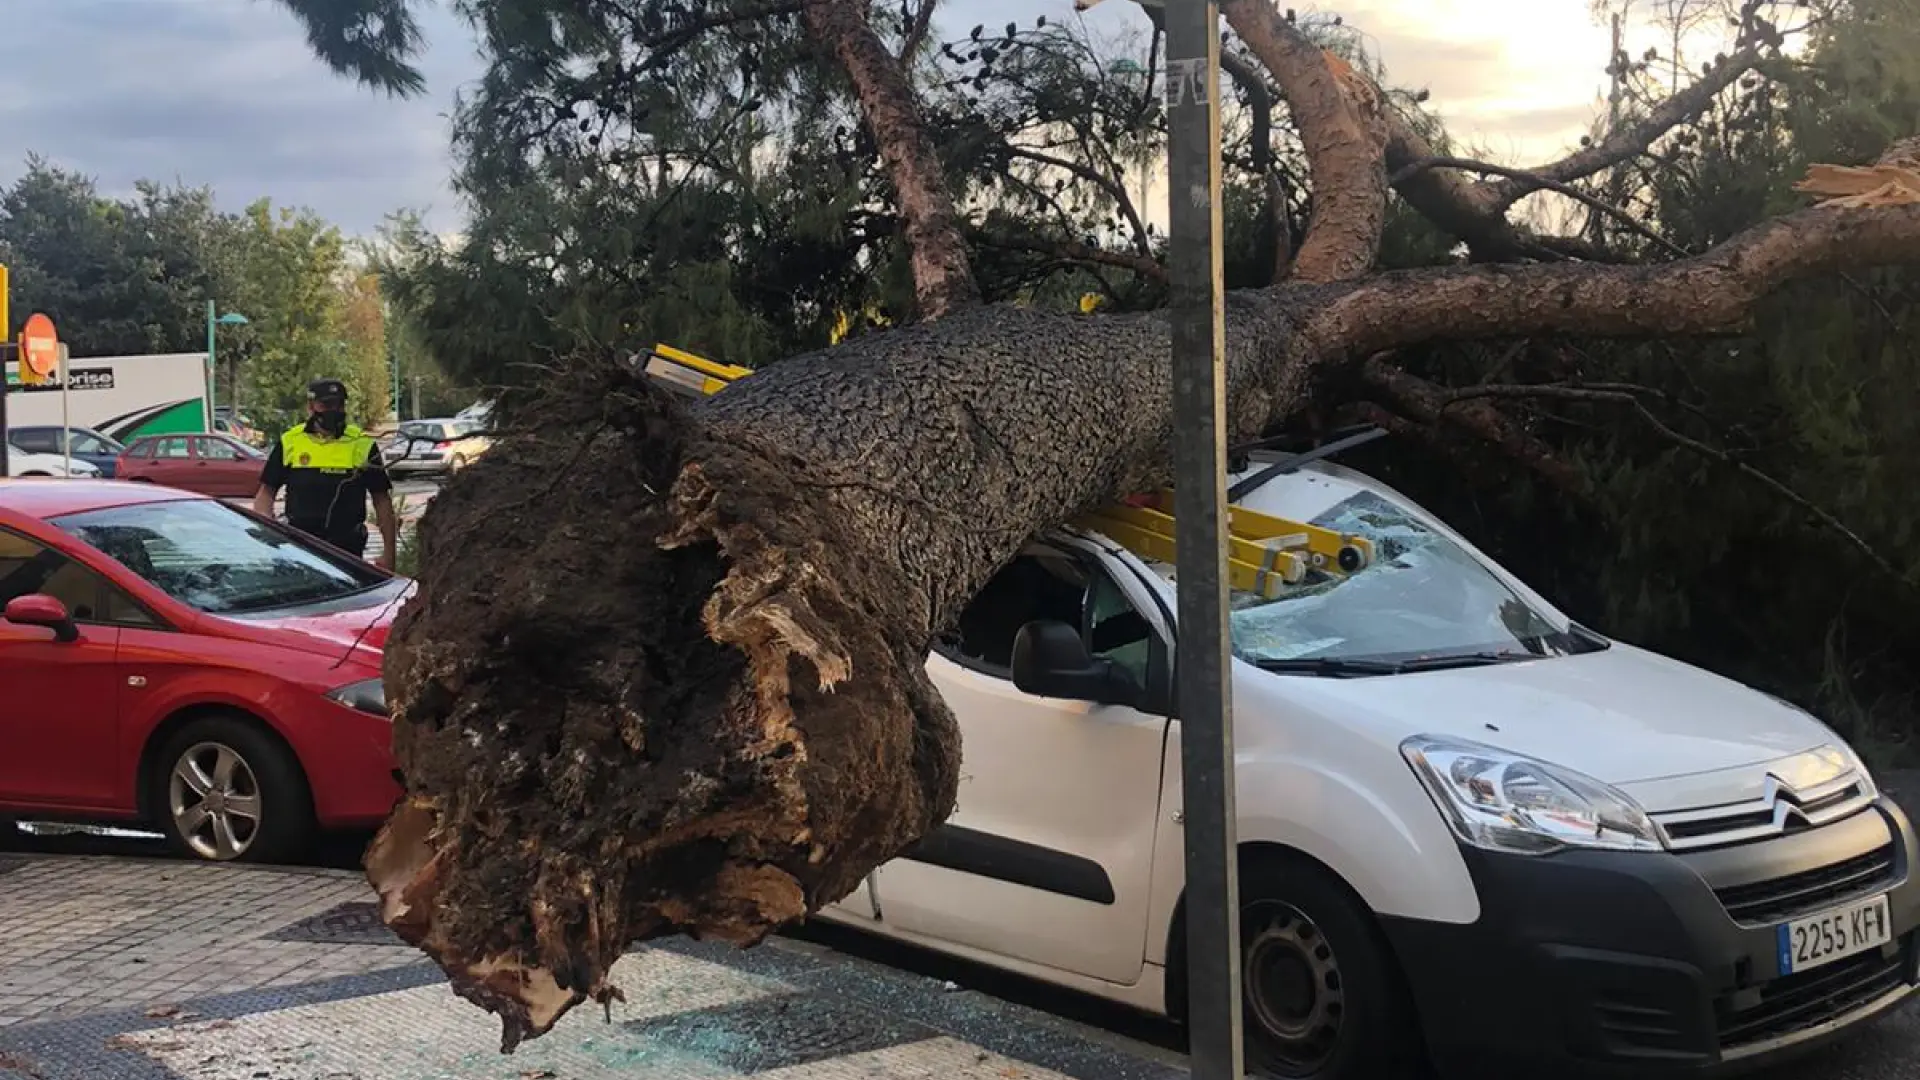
left=1226, top=490, right=1594, bottom=669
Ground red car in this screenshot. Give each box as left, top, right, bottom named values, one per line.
left=116, top=433, right=267, bottom=499
left=0, top=479, right=405, bottom=862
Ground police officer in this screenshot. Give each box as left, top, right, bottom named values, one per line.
left=253, top=379, right=398, bottom=568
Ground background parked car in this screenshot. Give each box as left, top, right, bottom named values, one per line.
left=7, top=425, right=126, bottom=477
left=115, top=433, right=265, bottom=498
left=454, top=399, right=494, bottom=430
left=0, top=479, right=404, bottom=862
left=386, top=417, right=490, bottom=477
left=213, top=406, right=264, bottom=448
left=6, top=444, right=100, bottom=478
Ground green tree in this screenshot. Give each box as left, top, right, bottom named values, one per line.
left=0, top=159, right=244, bottom=355
left=229, top=199, right=354, bottom=432
left=339, top=271, right=393, bottom=427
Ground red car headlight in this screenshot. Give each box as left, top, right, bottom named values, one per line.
left=326, top=677, right=389, bottom=718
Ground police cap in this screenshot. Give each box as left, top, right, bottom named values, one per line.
left=307, top=378, right=349, bottom=406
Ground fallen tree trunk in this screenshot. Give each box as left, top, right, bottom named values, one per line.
left=370, top=300, right=1313, bottom=1048
left=369, top=204, right=1920, bottom=1052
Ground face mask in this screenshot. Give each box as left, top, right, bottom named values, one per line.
left=314, top=408, right=348, bottom=436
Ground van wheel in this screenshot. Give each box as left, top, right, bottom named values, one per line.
left=153, top=714, right=314, bottom=864
left=1237, top=857, right=1423, bottom=1079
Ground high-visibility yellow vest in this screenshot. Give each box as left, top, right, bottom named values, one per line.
left=280, top=423, right=376, bottom=472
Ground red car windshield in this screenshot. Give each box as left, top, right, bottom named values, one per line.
left=51, top=499, right=386, bottom=614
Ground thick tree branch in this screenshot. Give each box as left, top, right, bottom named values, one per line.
left=1220, top=0, right=1388, bottom=283
left=1388, top=155, right=1689, bottom=258
left=803, top=0, right=978, bottom=318
left=1305, top=205, right=1920, bottom=357
left=1380, top=120, right=1518, bottom=252
left=1218, top=48, right=1292, bottom=281
left=1360, top=357, right=1585, bottom=492
left=1489, top=47, right=1765, bottom=211
left=1379, top=47, right=1766, bottom=252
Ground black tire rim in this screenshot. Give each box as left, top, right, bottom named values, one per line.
left=1243, top=898, right=1345, bottom=1077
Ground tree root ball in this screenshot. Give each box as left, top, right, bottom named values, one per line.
left=367, top=358, right=961, bottom=1051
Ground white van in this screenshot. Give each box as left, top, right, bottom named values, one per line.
left=815, top=455, right=1918, bottom=1078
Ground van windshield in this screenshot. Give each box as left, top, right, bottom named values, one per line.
left=1225, top=491, right=1599, bottom=669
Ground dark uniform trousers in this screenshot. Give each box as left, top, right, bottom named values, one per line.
left=290, top=520, right=370, bottom=558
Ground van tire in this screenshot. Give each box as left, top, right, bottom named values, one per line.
left=1236, top=856, right=1424, bottom=1080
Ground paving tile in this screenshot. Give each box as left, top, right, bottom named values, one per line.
left=622, top=991, right=937, bottom=1074
left=0, top=855, right=1187, bottom=1080
left=0, top=857, right=415, bottom=1027
left=110, top=951, right=776, bottom=1080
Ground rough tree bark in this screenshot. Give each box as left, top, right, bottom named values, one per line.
left=1220, top=0, right=1388, bottom=282
left=371, top=197, right=1920, bottom=1049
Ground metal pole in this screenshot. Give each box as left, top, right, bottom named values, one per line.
left=1165, top=3, right=1243, bottom=1079
left=0, top=264, right=10, bottom=479
left=205, top=299, right=218, bottom=429
left=0, top=346, right=11, bottom=481
left=59, top=345, right=71, bottom=475
left=391, top=317, right=403, bottom=422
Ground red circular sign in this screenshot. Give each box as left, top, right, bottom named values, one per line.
left=20, top=313, right=58, bottom=377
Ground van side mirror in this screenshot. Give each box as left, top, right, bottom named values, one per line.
left=1011, top=619, right=1139, bottom=706
left=4, top=594, right=79, bottom=643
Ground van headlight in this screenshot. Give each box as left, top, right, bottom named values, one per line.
left=1835, top=741, right=1880, bottom=800
left=1765, top=695, right=1880, bottom=800
left=327, top=677, right=389, bottom=718
left=1402, top=735, right=1663, bottom=854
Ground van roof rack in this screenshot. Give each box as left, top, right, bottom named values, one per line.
left=1227, top=424, right=1387, bottom=503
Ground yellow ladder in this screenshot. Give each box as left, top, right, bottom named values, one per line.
left=643, top=343, right=754, bottom=397
left=1076, top=495, right=1373, bottom=599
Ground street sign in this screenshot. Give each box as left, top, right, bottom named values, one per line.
left=19, top=312, right=58, bottom=387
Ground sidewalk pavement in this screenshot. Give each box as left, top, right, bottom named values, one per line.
left=0, top=855, right=1185, bottom=1080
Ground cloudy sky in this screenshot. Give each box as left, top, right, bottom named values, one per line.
left=2, top=0, right=1651, bottom=238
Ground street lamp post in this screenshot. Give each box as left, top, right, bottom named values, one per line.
left=205, top=302, right=249, bottom=429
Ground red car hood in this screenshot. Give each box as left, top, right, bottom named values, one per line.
left=199, top=581, right=413, bottom=666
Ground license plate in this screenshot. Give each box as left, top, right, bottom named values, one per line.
left=1778, top=893, right=1892, bottom=974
